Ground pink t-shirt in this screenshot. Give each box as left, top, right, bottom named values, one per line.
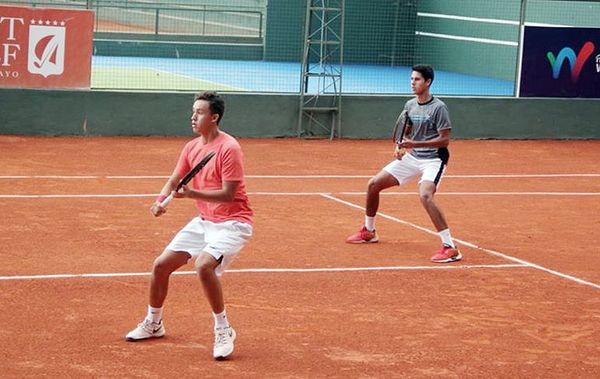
left=174, top=131, right=253, bottom=224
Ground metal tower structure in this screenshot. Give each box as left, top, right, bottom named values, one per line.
left=298, top=0, right=345, bottom=139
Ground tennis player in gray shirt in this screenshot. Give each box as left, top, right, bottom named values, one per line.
left=346, top=64, right=462, bottom=263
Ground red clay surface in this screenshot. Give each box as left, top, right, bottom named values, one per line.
left=1, top=136, right=599, bottom=378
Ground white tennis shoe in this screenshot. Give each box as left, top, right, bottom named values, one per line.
left=125, top=319, right=165, bottom=341
left=213, top=326, right=236, bottom=360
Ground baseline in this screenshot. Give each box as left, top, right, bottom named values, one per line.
left=2, top=173, right=600, bottom=179
left=0, top=263, right=526, bottom=281
left=2, top=191, right=600, bottom=199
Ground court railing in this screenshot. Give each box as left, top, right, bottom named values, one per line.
left=3, top=1, right=265, bottom=40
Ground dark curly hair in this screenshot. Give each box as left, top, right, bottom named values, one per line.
left=195, top=91, right=225, bottom=124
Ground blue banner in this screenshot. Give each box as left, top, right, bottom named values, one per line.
left=519, top=26, right=600, bottom=98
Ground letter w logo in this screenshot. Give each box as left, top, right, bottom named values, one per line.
left=546, top=41, right=595, bottom=82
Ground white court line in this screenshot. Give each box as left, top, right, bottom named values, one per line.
left=2, top=173, right=600, bottom=179
left=345, top=192, right=600, bottom=196
left=320, top=193, right=600, bottom=290
left=0, top=175, right=99, bottom=179
left=417, top=12, right=519, bottom=25
left=0, top=194, right=155, bottom=198
left=2, top=191, right=600, bottom=199
left=250, top=192, right=600, bottom=196
left=254, top=174, right=600, bottom=179
left=416, top=11, right=571, bottom=28
left=415, top=31, right=517, bottom=46
left=0, top=264, right=526, bottom=281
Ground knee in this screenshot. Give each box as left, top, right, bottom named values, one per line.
left=195, top=260, right=216, bottom=280
left=152, top=257, right=172, bottom=277
left=419, top=192, right=434, bottom=206
left=367, top=178, right=382, bottom=194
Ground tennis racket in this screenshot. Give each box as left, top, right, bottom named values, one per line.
left=159, top=151, right=216, bottom=208
left=392, top=110, right=409, bottom=145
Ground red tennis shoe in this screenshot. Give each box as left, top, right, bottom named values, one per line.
left=346, top=226, right=379, bottom=244
left=431, top=244, right=462, bottom=263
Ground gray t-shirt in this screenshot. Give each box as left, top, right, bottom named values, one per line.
left=402, top=97, right=451, bottom=161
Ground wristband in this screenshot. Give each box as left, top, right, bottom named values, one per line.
left=156, top=194, right=167, bottom=203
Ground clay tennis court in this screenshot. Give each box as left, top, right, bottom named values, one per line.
left=1, top=136, right=599, bottom=378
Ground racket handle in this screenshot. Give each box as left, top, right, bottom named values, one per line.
left=159, top=193, right=174, bottom=208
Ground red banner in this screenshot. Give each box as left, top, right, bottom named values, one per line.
left=0, top=5, right=94, bottom=89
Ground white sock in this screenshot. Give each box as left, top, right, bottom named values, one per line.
left=439, top=228, right=454, bottom=248
left=213, top=310, right=229, bottom=329
left=365, top=216, right=375, bottom=231
left=146, top=305, right=163, bottom=323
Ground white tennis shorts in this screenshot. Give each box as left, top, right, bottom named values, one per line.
left=166, top=217, right=253, bottom=276
left=383, top=153, right=446, bottom=186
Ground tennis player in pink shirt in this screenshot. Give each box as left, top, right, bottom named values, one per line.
left=126, top=91, right=253, bottom=361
